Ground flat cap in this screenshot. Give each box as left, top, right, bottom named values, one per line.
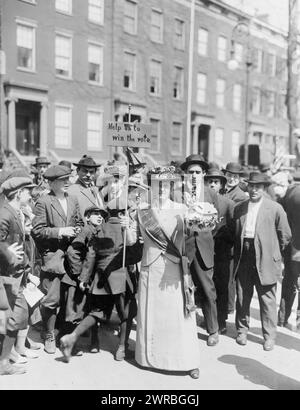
left=44, top=165, right=71, bottom=181
left=84, top=206, right=108, bottom=219
left=1, top=177, right=36, bottom=197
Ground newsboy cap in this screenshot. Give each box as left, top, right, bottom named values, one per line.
left=1, top=177, right=36, bottom=197
left=84, top=206, right=108, bottom=219
left=44, top=165, right=71, bottom=181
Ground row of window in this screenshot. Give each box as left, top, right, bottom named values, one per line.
left=55, top=105, right=183, bottom=156
left=20, top=0, right=104, bottom=25
left=198, top=28, right=287, bottom=79
left=198, top=74, right=287, bottom=118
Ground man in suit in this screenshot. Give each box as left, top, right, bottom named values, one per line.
left=32, top=165, right=83, bottom=354
left=179, top=155, right=220, bottom=346
left=31, top=156, right=51, bottom=202
left=68, top=155, right=105, bottom=218
left=0, top=177, right=36, bottom=375
left=232, top=173, right=291, bottom=351
left=223, top=162, right=248, bottom=204
left=205, top=167, right=235, bottom=334
left=222, top=162, right=248, bottom=315
left=277, top=171, right=300, bottom=329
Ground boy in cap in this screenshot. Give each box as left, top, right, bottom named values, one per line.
left=31, top=165, right=84, bottom=354
left=0, top=177, right=36, bottom=375
left=66, top=206, right=108, bottom=353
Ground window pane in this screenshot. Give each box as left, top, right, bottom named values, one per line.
left=88, top=44, right=103, bottom=83
left=233, top=84, right=242, bottom=112
left=55, top=106, right=71, bottom=147
left=216, top=78, right=225, bottom=108
left=123, top=52, right=136, bottom=90
left=124, top=0, right=137, bottom=34
left=55, top=35, right=71, bottom=77
left=17, top=24, right=34, bottom=69
left=232, top=131, right=240, bottom=159
left=150, top=118, right=160, bottom=152
left=217, top=36, right=227, bottom=62
left=174, top=19, right=185, bottom=50
left=87, top=111, right=103, bottom=149
left=172, top=122, right=182, bottom=155
left=88, top=0, right=104, bottom=24
left=198, top=28, right=208, bottom=56
left=56, top=0, right=72, bottom=13
left=197, top=73, right=207, bottom=104
left=173, top=66, right=183, bottom=99
left=149, top=60, right=162, bottom=95
left=215, top=128, right=224, bottom=157
left=151, top=9, right=163, bottom=42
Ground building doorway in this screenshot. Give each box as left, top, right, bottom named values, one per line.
left=198, top=124, right=210, bottom=160
left=16, top=100, right=40, bottom=156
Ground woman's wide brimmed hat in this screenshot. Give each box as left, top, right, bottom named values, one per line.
left=148, top=166, right=181, bottom=181
left=73, top=155, right=101, bottom=168
left=204, top=168, right=227, bottom=184
left=246, top=172, right=271, bottom=186
left=222, top=162, right=244, bottom=175
left=180, top=154, right=208, bottom=172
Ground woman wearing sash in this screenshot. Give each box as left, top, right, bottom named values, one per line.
left=135, top=167, right=200, bottom=379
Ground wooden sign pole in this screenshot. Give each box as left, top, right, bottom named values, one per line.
left=122, top=104, right=131, bottom=268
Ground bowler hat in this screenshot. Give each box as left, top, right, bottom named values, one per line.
left=222, top=162, right=243, bottom=175
left=1, top=177, right=36, bottom=197
left=32, top=156, right=51, bottom=167
left=259, top=162, right=271, bottom=173
left=44, top=165, right=71, bottom=181
left=73, top=155, right=101, bottom=168
left=204, top=168, right=227, bottom=184
left=246, top=172, right=271, bottom=186
left=180, top=154, right=208, bottom=172
left=84, top=206, right=108, bottom=219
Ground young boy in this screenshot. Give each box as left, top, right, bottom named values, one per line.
left=66, top=206, right=108, bottom=353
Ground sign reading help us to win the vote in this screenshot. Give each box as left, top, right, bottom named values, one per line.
left=106, top=122, right=152, bottom=148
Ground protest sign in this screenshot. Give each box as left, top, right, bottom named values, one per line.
left=106, top=122, right=152, bottom=148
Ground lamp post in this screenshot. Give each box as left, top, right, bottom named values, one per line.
left=228, top=20, right=252, bottom=166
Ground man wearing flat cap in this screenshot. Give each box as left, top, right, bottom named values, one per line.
left=178, top=154, right=220, bottom=347
left=0, top=177, right=36, bottom=375
left=232, top=173, right=291, bottom=351
left=205, top=167, right=235, bottom=334
left=68, top=154, right=105, bottom=219
left=32, top=165, right=84, bottom=354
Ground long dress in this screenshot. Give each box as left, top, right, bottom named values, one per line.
left=135, top=201, right=200, bottom=371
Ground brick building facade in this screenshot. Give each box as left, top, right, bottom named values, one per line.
left=0, top=0, right=290, bottom=167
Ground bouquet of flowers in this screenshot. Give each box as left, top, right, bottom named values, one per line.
left=185, top=201, right=218, bottom=233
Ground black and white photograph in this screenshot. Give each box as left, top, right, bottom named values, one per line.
left=0, top=0, right=299, bottom=393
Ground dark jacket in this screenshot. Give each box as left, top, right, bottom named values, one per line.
left=280, top=183, right=300, bottom=249
left=233, top=197, right=291, bottom=285
left=213, top=194, right=235, bottom=257
left=31, top=191, right=83, bottom=283
left=224, top=184, right=248, bottom=204
left=0, top=202, right=28, bottom=281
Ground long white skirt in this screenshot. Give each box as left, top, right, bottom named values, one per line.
left=135, top=254, right=200, bottom=371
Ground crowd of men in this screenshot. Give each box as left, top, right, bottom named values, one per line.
left=0, top=151, right=298, bottom=376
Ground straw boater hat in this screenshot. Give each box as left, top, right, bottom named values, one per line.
left=73, top=155, right=101, bottom=168
left=180, top=154, right=209, bottom=172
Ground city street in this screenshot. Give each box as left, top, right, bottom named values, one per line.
left=1, top=283, right=300, bottom=391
